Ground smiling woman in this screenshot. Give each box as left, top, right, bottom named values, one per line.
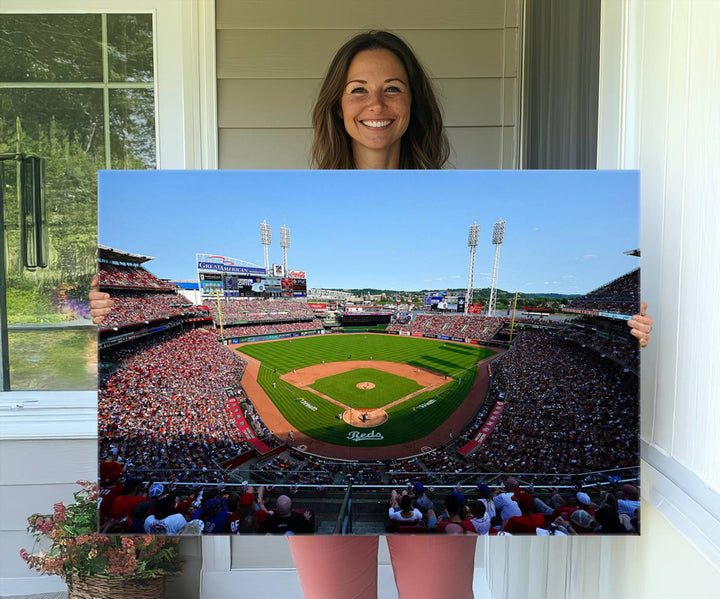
left=340, top=49, right=412, bottom=168
left=311, top=30, right=448, bottom=170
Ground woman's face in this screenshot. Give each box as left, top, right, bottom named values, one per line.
left=340, top=48, right=411, bottom=164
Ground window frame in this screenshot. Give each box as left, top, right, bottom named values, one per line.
left=0, top=0, right=216, bottom=418
left=1, top=0, right=218, bottom=170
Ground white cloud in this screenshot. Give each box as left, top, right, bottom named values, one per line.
left=582, top=254, right=597, bottom=260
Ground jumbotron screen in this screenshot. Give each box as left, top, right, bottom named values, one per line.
left=197, top=255, right=307, bottom=298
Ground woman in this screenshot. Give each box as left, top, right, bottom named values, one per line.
left=388, top=490, right=424, bottom=525
left=310, top=30, right=448, bottom=170
left=90, top=30, right=653, bottom=599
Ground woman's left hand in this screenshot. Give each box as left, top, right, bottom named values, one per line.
left=628, top=301, right=653, bottom=347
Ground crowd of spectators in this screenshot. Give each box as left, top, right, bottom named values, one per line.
left=554, top=323, right=639, bottom=372
left=221, top=318, right=324, bottom=339
left=565, top=269, right=640, bottom=314
left=422, top=449, right=473, bottom=477
left=99, top=328, right=251, bottom=483
left=98, top=466, right=319, bottom=535
left=254, top=455, right=303, bottom=476
left=251, top=454, right=340, bottom=487
left=292, top=455, right=342, bottom=486
left=460, top=328, right=639, bottom=474
left=236, top=451, right=494, bottom=489
left=381, top=476, right=639, bottom=535
left=99, top=292, right=208, bottom=330
left=206, top=297, right=316, bottom=326
left=98, top=458, right=639, bottom=536
left=387, top=314, right=504, bottom=342
left=99, top=262, right=175, bottom=290
left=342, top=462, right=383, bottom=485
left=387, top=457, right=427, bottom=486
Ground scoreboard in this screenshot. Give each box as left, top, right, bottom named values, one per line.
left=197, top=255, right=308, bottom=298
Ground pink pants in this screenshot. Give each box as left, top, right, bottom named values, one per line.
left=288, top=536, right=477, bottom=599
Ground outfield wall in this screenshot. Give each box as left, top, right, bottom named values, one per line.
left=388, top=328, right=509, bottom=350
left=221, top=328, right=324, bottom=345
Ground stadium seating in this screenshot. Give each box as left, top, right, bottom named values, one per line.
left=221, top=319, right=324, bottom=338
left=387, top=314, right=504, bottom=342
left=565, top=269, right=640, bottom=314
left=99, top=328, right=250, bottom=484
left=98, top=292, right=205, bottom=330
left=205, top=297, right=316, bottom=326
left=458, top=328, right=639, bottom=474
left=99, top=262, right=175, bottom=290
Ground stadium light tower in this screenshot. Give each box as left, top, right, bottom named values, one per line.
left=260, top=220, right=272, bottom=275
left=465, top=223, right=480, bottom=314
left=280, top=224, right=291, bottom=275
left=487, top=219, right=506, bottom=316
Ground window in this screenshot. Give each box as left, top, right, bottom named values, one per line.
left=0, top=13, right=156, bottom=390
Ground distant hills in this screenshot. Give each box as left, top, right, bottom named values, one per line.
left=338, top=287, right=579, bottom=301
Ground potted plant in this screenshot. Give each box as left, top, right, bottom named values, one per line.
left=20, top=480, right=182, bottom=599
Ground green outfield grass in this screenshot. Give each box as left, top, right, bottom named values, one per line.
left=309, top=368, right=424, bottom=409
left=239, top=333, right=494, bottom=448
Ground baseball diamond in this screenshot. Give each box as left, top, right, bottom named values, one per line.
left=96, top=170, right=642, bottom=542
left=235, top=333, right=497, bottom=459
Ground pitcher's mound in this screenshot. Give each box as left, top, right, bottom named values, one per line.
left=343, top=409, right=388, bottom=428
left=356, top=382, right=376, bottom=390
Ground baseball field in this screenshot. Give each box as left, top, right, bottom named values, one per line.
left=237, top=333, right=495, bottom=448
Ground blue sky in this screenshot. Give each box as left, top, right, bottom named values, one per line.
left=99, top=170, right=639, bottom=294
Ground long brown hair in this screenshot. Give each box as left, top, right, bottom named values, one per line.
left=311, top=31, right=449, bottom=169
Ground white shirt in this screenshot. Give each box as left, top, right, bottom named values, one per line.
left=479, top=497, right=496, bottom=519
left=470, top=513, right=492, bottom=535
left=493, top=492, right=522, bottom=521
left=144, top=513, right=188, bottom=535
left=389, top=507, right=423, bottom=522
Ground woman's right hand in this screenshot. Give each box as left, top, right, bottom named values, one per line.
left=89, top=274, right=112, bottom=324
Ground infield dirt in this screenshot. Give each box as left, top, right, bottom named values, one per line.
left=234, top=344, right=502, bottom=460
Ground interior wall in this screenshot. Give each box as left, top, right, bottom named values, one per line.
left=215, top=0, right=521, bottom=169
left=485, top=0, right=720, bottom=596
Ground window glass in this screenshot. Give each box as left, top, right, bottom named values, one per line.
left=0, top=13, right=155, bottom=390
left=0, top=14, right=103, bottom=82
left=109, top=89, right=156, bottom=169
left=8, top=329, right=98, bottom=390
left=107, top=14, right=154, bottom=83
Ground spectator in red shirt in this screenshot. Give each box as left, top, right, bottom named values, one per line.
left=109, top=479, right=146, bottom=520
left=503, top=491, right=545, bottom=534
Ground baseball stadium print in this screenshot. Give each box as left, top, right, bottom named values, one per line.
left=98, top=170, right=641, bottom=535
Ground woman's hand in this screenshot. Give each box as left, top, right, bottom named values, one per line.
left=89, top=274, right=112, bottom=324
left=628, top=301, right=653, bottom=347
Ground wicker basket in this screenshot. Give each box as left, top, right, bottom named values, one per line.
left=67, top=575, right=164, bottom=599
